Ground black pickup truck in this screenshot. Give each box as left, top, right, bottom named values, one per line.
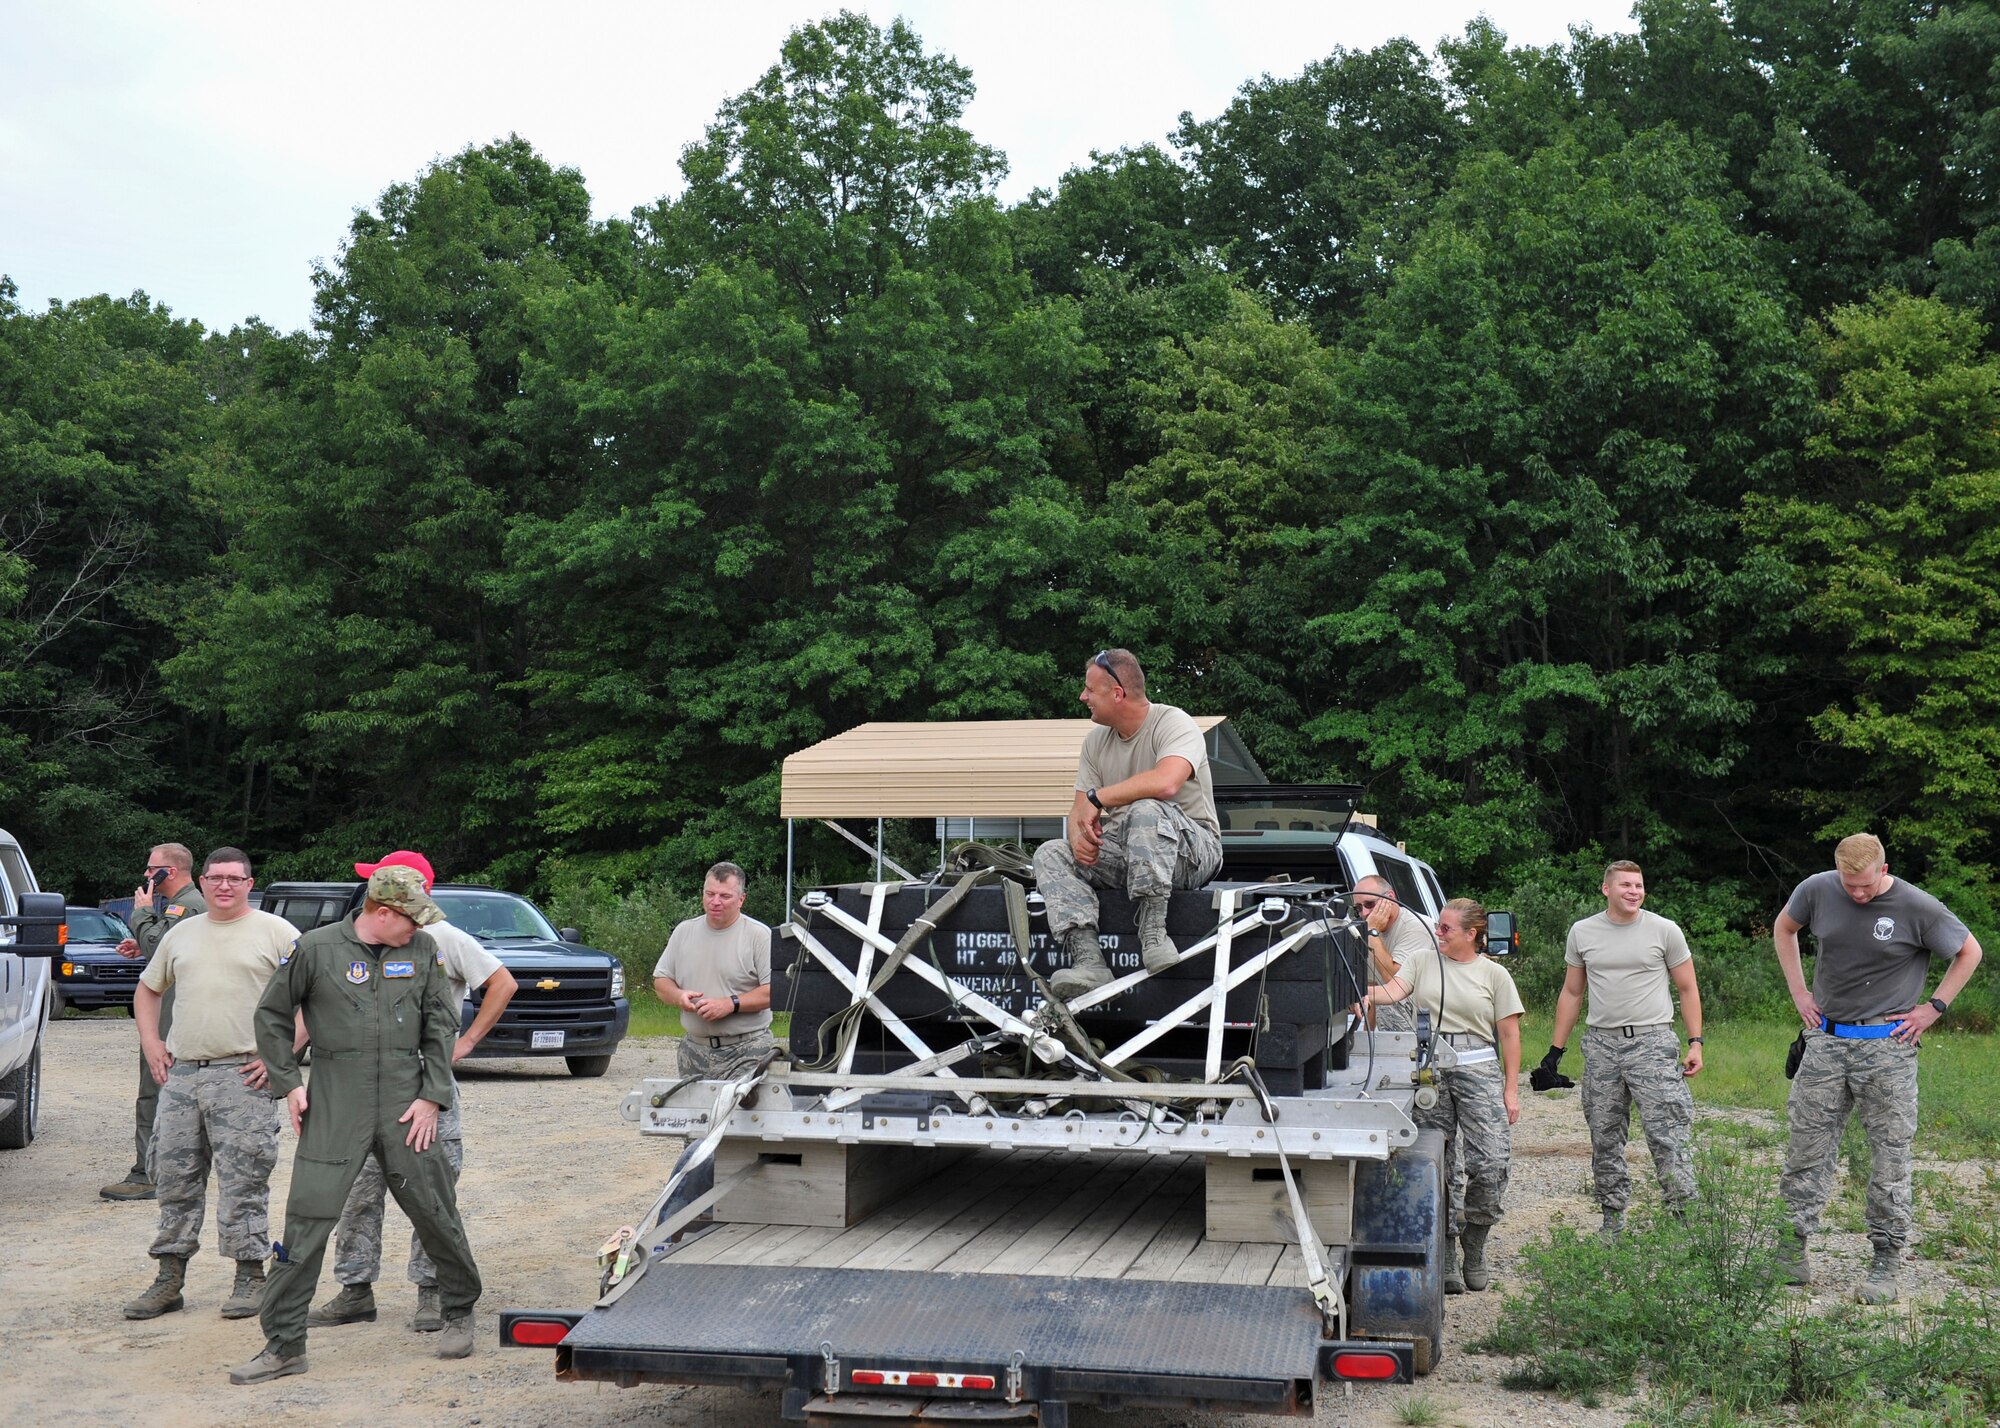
left=258, top=882, right=630, bottom=1077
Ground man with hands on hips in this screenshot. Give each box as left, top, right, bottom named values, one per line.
left=654, top=862, right=778, bottom=1080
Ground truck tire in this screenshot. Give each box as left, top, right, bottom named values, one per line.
left=47, top=983, right=65, bottom=1019
left=566, top=1054, right=613, bottom=1078
left=0, top=1031, right=42, bottom=1149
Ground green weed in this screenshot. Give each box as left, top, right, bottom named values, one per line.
left=1481, top=1150, right=2000, bottom=1422
left=1393, top=1391, right=1443, bottom=1426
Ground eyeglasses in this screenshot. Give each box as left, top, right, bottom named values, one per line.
left=1353, top=897, right=1380, bottom=911
left=1092, top=650, right=1124, bottom=691
left=202, top=874, right=252, bottom=886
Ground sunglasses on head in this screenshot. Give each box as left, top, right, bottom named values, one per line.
left=1092, top=650, right=1124, bottom=690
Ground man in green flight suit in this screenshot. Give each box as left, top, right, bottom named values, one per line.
left=229, top=865, right=483, bottom=1384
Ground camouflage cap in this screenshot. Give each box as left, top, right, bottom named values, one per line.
left=366, top=864, right=444, bottom=927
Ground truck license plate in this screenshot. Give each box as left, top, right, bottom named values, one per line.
left=531, top=1030, right=565, bottom=1050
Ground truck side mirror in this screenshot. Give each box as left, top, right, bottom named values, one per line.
left=1, top=891, right=68, bottom=954
left=1485, top=910, right=1517, bottom=958
left=559, top=927, right=581, bottom=943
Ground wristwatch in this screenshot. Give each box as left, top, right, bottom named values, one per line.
left=1928, top=996, right=1949, bottom=1018
left=1687, top=1036, right=1703, bottom=1045
left=1086, top=787, right=1105, bottom=811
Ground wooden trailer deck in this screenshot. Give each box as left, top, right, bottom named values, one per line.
left=668, top=1147, right=1326, bottom=1290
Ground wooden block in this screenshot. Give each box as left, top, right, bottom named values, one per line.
left=712, top=1139, right=953, bottom=1228
left=1205, top=1155, right=1353, bottom=1245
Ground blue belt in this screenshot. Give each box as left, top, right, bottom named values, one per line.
left=1821, top=1018, right=1895, bottom=1040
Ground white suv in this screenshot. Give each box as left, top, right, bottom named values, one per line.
left=0, top=829, right=68, bottom=1149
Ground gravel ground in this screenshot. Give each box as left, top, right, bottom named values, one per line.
left=1, top=1017, right=1962, bottom=1428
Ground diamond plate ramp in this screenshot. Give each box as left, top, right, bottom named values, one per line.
left=567, top=1262, right=1322, bottom=1381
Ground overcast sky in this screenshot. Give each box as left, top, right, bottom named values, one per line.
left=2, top=1, right=1638, bottom=335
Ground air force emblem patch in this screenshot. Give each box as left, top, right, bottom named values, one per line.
left=383, top=961, right=415, bottom=978
left=347, top=960, right=370, bottom=985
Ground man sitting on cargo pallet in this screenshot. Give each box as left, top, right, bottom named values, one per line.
left=653, top=862, right=778, bottom=1079
left=1033, top=648, right=1223, bottom=1000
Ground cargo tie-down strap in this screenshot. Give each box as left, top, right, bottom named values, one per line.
left=596, top=1050, right=781, bottom=1306
left=1224, top=1057, right=1344, bottom=1339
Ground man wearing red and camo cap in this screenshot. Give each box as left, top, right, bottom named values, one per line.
left=304, top=850, right=517, bottom=1335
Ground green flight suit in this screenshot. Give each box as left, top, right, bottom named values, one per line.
left=253, top=915, right=480, bottom=1356
left=128, top=882, right=206, bottom=1179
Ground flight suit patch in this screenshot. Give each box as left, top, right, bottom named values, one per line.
left=165, top=905, right=188, bottom=918
left=384, top=961, right=415, bottom=978
left=347, top=960, right=370, bottom=984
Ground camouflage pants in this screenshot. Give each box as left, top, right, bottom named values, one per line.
left=677, top=1027, right=782, bottom=1081
left=1781, top=1027, right=1919, bottom=1252
left=1414, top=1057, right=1511, bottom=1236
left=132, top=983, right=176, bottom=1179
left=1582, top=1025, right=1695, bottom=1211
left=1032, top=799, right=1224, bottom=940
left=332, top=1095, right=465, bottom=1286
left=148, top=1059, right=280, bottom=1262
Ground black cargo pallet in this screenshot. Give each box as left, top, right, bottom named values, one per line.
left=564, top=1261, right=1322, bottom=1392
left=781, top=881, right=1365, bottom=1091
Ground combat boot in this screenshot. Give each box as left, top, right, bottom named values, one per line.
left=1856, top=1247, right=1900, bottom=1305
left=228, top=1345, right=307, bottom=1385
left=412, top=1283, right=444, bottom=1332
left=123, top=1254, right=187, bottom=1319
left=1461, top=1223, right=1493, bottom=1291
left=436, top=1311, right=475, bottom=1359
left=1599, top=1208, right=1625, bottom=1241
left=1136, top=897, right=1178, bottom=975
left=1777, top=1227, right=1811, bottom=1286
left=100, top=1172, right=156, bottom=1202
left=307, top=1283, right=378, bottom=1326
left=1442, top=1236, right=1465, bottom=1295
left=1049, top=928, right=1112, bottom=999
left=220, top=1258, right=266, bottom=1319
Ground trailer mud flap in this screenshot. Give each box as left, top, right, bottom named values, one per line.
left=1345, top=1127, right=1445, bottom=1375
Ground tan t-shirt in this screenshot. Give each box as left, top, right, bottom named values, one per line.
left=141, top=909, right=301, bottom=1060
left=1400, top=952, right=1524, bottom=1039
left=1076, top=703, right=1219, bottom=835
left=1380, top=908, right=1437, bottom=976
left=653, top=914, right=773, bottom=1035
left=430, top=918, right=506, bottom=1007
left=1564, top=909, right=1691, bottom=1027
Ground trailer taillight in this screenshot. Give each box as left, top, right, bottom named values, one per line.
left=509, top=1318, right=573, bottom=1346
left=1329, top=1351, right=1401, bottom=1380
left=851, top=1369, right=997, bottom=1390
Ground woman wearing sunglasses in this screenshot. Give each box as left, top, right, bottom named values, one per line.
left=1360, top=897, right=1522, bottom=1295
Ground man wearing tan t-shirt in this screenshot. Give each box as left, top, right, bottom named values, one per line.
left=654, top=862, right=777, bottom=1079
left=1031, top=649, right=1223, bottom=999
left=123, top=848, right=301, bottom=1323
left=1539, top=860, right=1704, bottom=1235
left=1356, top=875, right=1434, bottom=1033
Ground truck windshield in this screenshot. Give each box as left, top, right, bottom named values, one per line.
left=432, top=891, right=559, bottom=942
left=67, top=908, right=131, bottom=942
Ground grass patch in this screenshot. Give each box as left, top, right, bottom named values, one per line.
left=1520, top=1017, right=2000, bottom=1161
left=1394, top=1391, right=1444, bottom=1426
left=626, top=988, right=788, bottom=1045
left=1477, top=1149, right=2000, bottom=1423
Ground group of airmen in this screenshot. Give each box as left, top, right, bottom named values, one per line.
left=101, top=844, right=518, bottom=1385
left=1034, top=648, right=1984, bottom=1308
left=88, top=647, right=1984, bottom=1391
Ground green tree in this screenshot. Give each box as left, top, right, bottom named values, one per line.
left=509, top=13, right=1091, bottom=883
left=166, top=138, right=625, bottom=881
left=1298, top=128, right=1813, bottom=877
left=1746, top=291, right=2000, bottom=869
left=0, top=283, right=242, bottom=894
left=1174, top=38, right=1463, bottom=338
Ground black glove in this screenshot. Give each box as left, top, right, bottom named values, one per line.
left=1529, top=1043, right=1573, bottom=1092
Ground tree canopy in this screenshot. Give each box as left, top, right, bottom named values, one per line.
left=5, top=4, right=1999, bottom=936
